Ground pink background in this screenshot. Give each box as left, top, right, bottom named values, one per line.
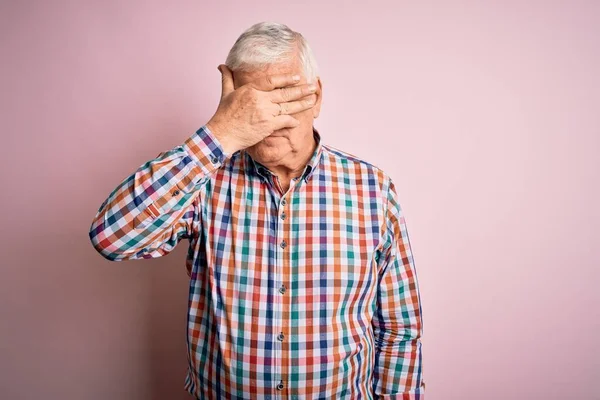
left=1, top=1, right=598, bottom=399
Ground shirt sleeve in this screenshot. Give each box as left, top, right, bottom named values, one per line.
left=88, top=125, right=229, bottom=261
left=372, top=177, right=425, bottom=399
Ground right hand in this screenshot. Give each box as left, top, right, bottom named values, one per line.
left=206, top=64, right=318, bottom=155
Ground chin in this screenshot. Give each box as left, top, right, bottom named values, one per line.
left=268, top=129, right=291, bottom=138
left=250, top=142, right=288, bottom=161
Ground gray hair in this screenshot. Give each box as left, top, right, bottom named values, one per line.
left=225, top=22, right=319, bottom=83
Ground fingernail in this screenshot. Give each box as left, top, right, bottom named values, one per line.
left=308, top=84, right=317, bottom=92
left=292, top=75, right=301, bottom=81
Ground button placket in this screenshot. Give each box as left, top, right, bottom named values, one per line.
left=274, top=189, right=287, bottom=398
left=276, top=187, right=292, bottom=396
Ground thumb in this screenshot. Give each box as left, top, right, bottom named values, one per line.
left=218, top=64, right=234, bottom=98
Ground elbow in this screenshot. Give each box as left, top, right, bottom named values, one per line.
left=88, top=222, right=124, bottom=262
left=373, top=324, right=422, bottom=349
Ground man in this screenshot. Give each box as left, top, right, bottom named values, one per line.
left=89, top=21, right=424, bottom=399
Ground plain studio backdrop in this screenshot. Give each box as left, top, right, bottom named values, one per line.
left=1, top=1, right=598, bottom=399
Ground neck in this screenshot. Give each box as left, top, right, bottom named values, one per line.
left=273, top=133, right=317, bottom=179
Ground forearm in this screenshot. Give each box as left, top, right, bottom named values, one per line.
left=89, top=125, right=228, bottom=261
left=372, top=176, right=425, bottom=398
left=373, top=335, right=424, bottom=399
left=373, top=291, right=424, bottom=399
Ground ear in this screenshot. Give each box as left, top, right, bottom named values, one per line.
left=312, top=77, right=323, bottom=119
left=231, top=68, right=240, bottom=90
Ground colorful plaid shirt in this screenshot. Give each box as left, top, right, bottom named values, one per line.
left=89, top=125, right=424, bottom=399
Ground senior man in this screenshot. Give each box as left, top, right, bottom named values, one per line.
left=89, top=22, right=424, bottom=399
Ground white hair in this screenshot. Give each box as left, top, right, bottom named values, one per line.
left=225, top=21, right=319, bottom=83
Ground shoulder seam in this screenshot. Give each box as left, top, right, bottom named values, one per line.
left=322, top=144, right=387, bottom=174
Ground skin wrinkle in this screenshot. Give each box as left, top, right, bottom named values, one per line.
left=230, top=53, right=323, bottom=192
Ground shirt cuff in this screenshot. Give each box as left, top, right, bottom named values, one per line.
left=375, top=392, right=424, bottom=400
left=182, top=124, right=228, bottom=178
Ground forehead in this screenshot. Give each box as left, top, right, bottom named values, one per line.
left=233, top=57, right=304, bottom=86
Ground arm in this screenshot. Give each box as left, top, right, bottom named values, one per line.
left=88, top=125, right=228, bottom=261
left=372, top=178, right=425, bottom=399
left=89, top=66, right=319, bottom=261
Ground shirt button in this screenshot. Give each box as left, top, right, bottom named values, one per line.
left=279, top=285, right=286, bottom=294
left=281, top=198, right=287, bottom=206
left=281, top=212, right=286, bottom=220
left=280, top=240, right=287, bottom=249
left=277, top=380, right=284, bottom=390
left=210, top=155, right=219, bottom=164
left=277, top=332, right=285, bottom=341
left=172, top=190, right=180, bottom=196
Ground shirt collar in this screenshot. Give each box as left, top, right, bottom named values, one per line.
left=243, top=127, right=324, bottom=184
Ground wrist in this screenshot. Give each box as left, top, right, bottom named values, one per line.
left=205, top=120, right=241, bottom=156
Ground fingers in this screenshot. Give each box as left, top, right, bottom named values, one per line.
left=271, top=115, right=301, bottom=131
left=249, top=73, right=302, bottom=91
left=218, top=64, right=234, bottom=98
left=274, top=94, right=317, bottom=116
left=269, top=83, right=318, bottom=103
